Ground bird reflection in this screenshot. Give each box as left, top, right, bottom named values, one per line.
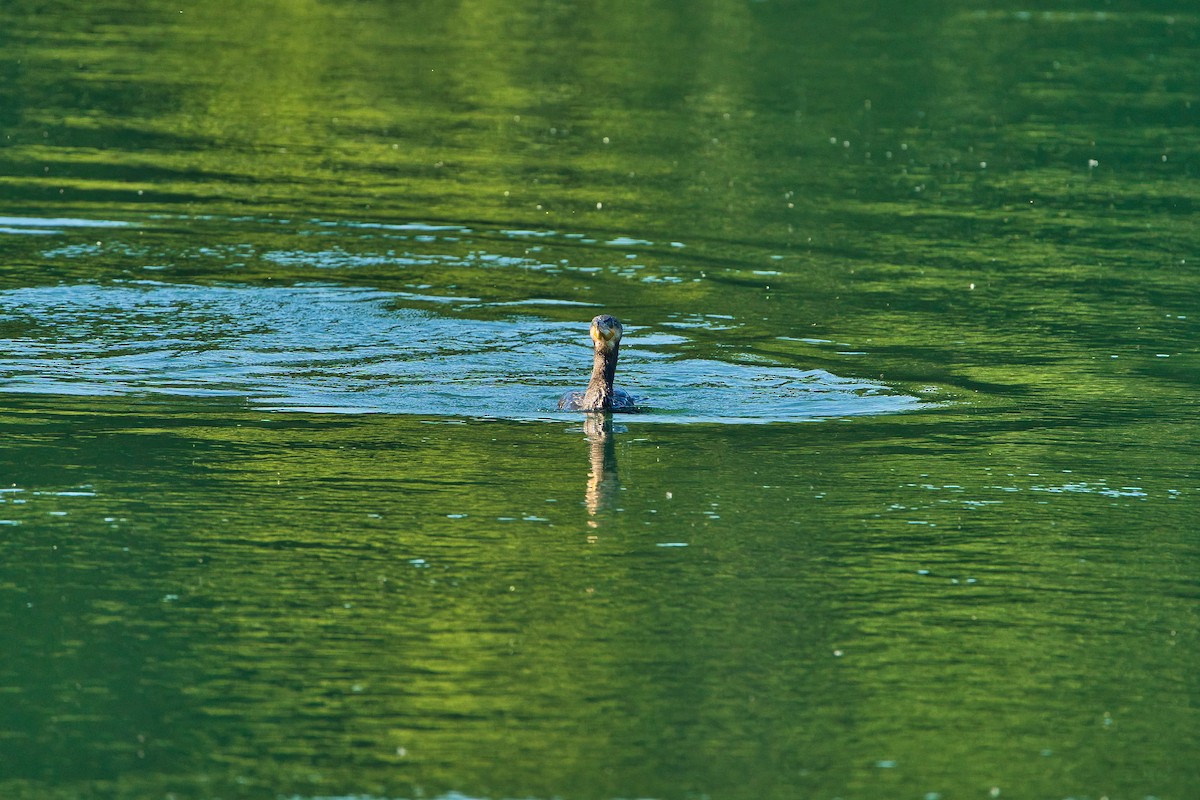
left=583, top=413, right=622, bottom=521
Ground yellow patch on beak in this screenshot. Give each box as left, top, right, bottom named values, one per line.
left=591, top=325, right=616, bottom=342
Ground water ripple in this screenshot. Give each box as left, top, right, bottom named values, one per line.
left=0, top=282, right=919, bottom=423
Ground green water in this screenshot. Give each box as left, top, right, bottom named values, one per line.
left=2, top=1, right=1198, bottom=798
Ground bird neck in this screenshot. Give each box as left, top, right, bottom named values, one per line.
left=582, top=343, right=619, bottom=409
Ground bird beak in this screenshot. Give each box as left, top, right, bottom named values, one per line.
left=591, top=323, right=616, bottom=343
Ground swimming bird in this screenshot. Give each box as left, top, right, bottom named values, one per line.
left=558, top=314, right=640, bottom=412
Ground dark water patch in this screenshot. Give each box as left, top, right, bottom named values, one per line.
left=0, top=397, right=1195, bottom=800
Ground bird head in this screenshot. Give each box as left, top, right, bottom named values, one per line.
left=590, top=314, right=623, bottom=352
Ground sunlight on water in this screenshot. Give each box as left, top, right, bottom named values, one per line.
left=0, top=212, right=927, bottom=423
left=0, top=216, right=133, bottom=236
left=0, top=280, right=919, bottom=422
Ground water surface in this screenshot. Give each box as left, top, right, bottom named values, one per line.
left=1, top=214, right=925, bottom=422
left=1, top=2, right=1198, bottom=799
